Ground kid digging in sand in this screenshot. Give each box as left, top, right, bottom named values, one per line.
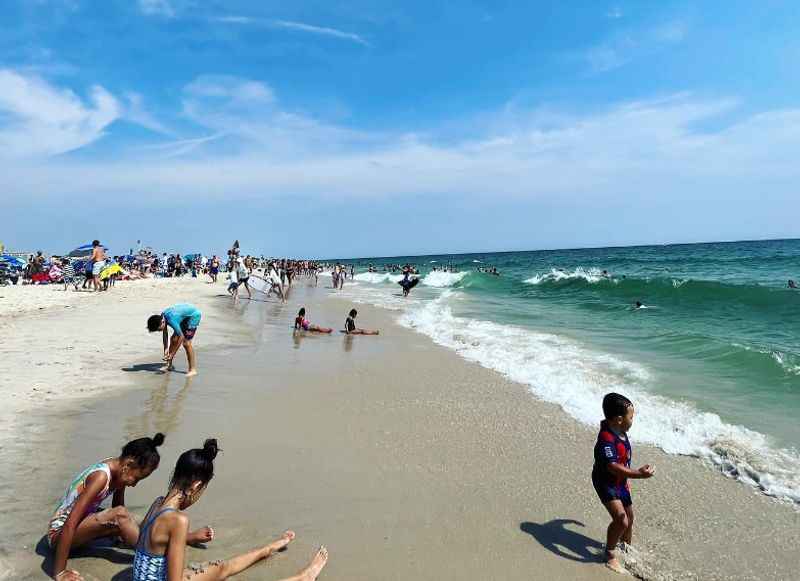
left=592, top=393, right=654, bottom=574
left=147, top=304, right=202, bottom=377
left=132, top=438, right=328, bottom=581
left=49, top=434, right=213, bottom=581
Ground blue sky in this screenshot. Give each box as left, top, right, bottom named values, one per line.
left=2, top=0, right=800, bottom=257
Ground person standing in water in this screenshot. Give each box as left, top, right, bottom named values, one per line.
left=344, top=309, right=379, bottom=335
left=147, top=304, right=201, bottom=377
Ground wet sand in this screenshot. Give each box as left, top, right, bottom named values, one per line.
left=1, top=281, right=799, bottom=580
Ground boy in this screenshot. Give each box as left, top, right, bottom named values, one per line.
left=592, top=393, right=654, bottom=574
left=147, top=304, right=201, bottom=377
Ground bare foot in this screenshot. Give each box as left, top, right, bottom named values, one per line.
left=185, top=369, right=198, bottom=377
left=300, top=546, right=328, bottom=580
left=268, top=530, right=295, bottom=554
left=605, top=551, right=628, bottom=575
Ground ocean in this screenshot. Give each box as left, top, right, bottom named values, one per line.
left=332, top=239, right=800, bottom=503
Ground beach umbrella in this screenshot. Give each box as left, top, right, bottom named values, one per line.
left=100, top=263, right=125, bottom=280
left=0, top=254, right=25, bottom=267
left=67, top=243, right=95, bottom=258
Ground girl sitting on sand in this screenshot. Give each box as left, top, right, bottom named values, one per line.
left=294, top=308, right=332, bottom=334
left=49, top=433, right=214, bottom=581
left=132, top=439, right=328, bottom=581
left=344, top=309, right=380, bottom=335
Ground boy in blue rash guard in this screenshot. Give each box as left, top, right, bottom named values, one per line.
left=147, top=304, right=201, bottom=377
left=592, top=393, right=654, bottom=574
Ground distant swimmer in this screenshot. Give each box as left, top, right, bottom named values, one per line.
left=148, top=304, right=201, bottom=376
left=633, top=301, right=648, bottom=310
left=344, top=308, right=379, bottom=335
left=789, top=279, right=798, bottom=289
left=294, top=307, right=332, bottom=334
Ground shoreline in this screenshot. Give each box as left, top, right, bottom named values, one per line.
left=1, top=280, right=798, bottom=580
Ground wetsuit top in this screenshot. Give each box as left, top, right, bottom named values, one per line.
left=345, top=316, right=356, bottom=334
left=162, top=304, right=201, bottom=337
left=592, top=420, right=631, bottom=488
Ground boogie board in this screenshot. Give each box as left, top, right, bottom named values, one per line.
left=398, top=277, right=420, bottom=291
left=247, top=275, right=271, bottom=293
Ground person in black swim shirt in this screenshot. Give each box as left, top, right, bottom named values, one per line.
left=592, top=393, right=654, bottom=574
left=344, top=309, right=379, bottom=335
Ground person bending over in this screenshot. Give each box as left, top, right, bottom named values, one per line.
left=147, top=304, right=201, bottom=377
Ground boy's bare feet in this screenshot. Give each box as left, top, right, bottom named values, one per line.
left=605, top=550, right=628, bottom=575
left=300, top=547, right=328, bottom=580
left=185, top=369, right=198, bottom=377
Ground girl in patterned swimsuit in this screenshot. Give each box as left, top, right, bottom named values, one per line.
left=133, top=439, right=329, bottom=581
left=49, top=434, right=214, bottom=581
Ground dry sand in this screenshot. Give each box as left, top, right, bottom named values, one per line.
left=1, top=280, right=798, bottom=581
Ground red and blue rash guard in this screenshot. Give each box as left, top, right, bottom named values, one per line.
left=591, top=420, right=633, bottom=506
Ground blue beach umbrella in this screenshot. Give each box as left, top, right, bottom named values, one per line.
left=0, top=254, right=25, bottom=267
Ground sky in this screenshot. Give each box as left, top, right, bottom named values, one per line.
left=2, top=0, right=800, bottom=258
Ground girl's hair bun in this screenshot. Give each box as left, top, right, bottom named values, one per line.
left=152, top=433, right=166, bottom=447
left=202, top=438, right=219, bottom=460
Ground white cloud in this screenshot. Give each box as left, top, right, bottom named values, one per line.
left=214, top=16, right=369, bottom=46
left=184, top=75, right=275, bottom=103
left=584, top=19, right=688, bottom=73
left=4, top=89, right=800, bottom=216
left=138, top=0, right=174, bottom=17
left=607, top=7, right=623, bottom=19
left=124, top=92, right=173, bottom=135
left=0, top=69, right=120, bottom=157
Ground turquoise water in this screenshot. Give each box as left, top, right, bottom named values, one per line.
left=334, top=239, right=800, bottom=502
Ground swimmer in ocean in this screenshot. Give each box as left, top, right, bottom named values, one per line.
left=789, top=279, right=797, bottom=289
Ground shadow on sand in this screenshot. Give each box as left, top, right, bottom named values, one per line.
left=36, top=536, right=133, bottom=579
left=519, top=519, right=604, bottom=563
left=121, top=362, right=166, bottom=373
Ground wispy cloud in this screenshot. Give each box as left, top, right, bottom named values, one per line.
left=138, top=0, right=174, bottom=18
left=5, top=73, right=800, bottom=221
left=137, top=133, right=226, bottom=158
left=214, top=16, right=370, bottom=46
left=124, top=92, right=174, bottom=136
left=607, top=6, right=623, bottom=20
left=0, top=69, right=120, bottom=157
left=584, top=19, right=688, bottom=73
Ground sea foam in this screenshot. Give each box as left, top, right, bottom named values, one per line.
left=421, top=271, right=468, bottom=287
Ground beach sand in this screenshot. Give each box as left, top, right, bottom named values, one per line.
left=1, top=280, right=798, bottom=580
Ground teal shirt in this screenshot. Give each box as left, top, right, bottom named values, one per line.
left=162, top=303, right=201, bottom=336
